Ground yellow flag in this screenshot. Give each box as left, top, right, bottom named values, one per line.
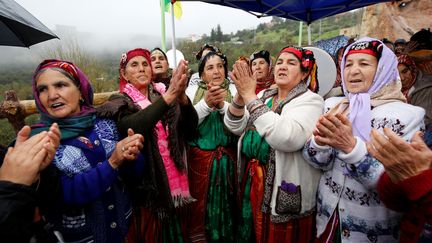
left=173, top=1, right=182, bottom=20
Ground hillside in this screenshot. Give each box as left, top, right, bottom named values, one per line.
left=179, top=10, right=361, bottom=71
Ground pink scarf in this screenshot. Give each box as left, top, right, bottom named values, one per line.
left=123, top=82, right=194, bottom=207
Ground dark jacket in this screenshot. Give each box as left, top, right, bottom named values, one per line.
left=97, top=91, right=198, bottom=216
left=0, top=165, right=61, bottom=243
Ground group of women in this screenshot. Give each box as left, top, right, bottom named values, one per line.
left=16, top=36, right=428, bottom=243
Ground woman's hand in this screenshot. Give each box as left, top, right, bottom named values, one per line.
left=204, top=82, right=227, bottom=109
left=42, top=123, right=61, bottom=169
left=230, top=60, right=257, bottom=104
left=109, top=128, right=144, bottom=169
left=367, top=129, right=432, bottom=183
left=0, top=123, right=60, bottom=185
left=164, top=60, right=189, bottom=105
left=313, top=113, right=356, bottom=153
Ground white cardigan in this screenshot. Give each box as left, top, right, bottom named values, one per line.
left=224, top=90, right=324, bottom=222
left=303, top=96, right=425, bottom=243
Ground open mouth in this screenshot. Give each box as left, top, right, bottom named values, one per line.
left=50, top=103, right=64, bottom=109
left=154, top=65, right=163, bottom=70
left=349, top=79, right=362, bottom=83
left=277, top=73, right=287, bottom=77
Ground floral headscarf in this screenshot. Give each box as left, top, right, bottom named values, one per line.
left=277, top=46, right=319, bottom=93
left=31, top=59, right=96, bottom=140
left=397, top=54, right=418, bottom=97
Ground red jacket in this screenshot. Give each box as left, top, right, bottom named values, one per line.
left=378, top=169, right=432, bottom=242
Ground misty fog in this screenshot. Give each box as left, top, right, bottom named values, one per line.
left=0, top=24, right=172, bottom=68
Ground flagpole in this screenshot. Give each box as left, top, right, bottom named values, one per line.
left=298, top=21, right=303, bottom=46
left=171, top=2, right=177, bottom=67
left=160, top=0, right=166, bottom=52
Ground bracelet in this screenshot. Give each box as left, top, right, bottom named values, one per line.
left=227, top=108, right=244, bottom=120
left=246, top=98, right=263, bottom=112
left=231, top=99, right=245, bottom=109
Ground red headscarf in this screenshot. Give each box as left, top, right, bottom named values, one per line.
left=278, top=46, right=319, bottom=93
left=397, top=54, right=418, bottom=98
left=346, top=40, right=381, bottom=59
left=119, top=48, right=152, bottom=92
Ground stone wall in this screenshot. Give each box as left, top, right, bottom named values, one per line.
left=359, top=0, right=432, bottom=41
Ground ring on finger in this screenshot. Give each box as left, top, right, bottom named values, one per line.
left=121, top=146, right=126, bottom=152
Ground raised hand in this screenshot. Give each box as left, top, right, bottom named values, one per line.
left=313, top=113, right=356, bottom=153
left=367, top=128, right=432, bottom=183
left=42, top=123, right=61, bottom=170
left=164, top=60, right=189, bottom=105
left=0, top=123, right=60, bottom=185
left=108, top=128, right=144, bottom=169
left=230, top=60, right=257, bottom=104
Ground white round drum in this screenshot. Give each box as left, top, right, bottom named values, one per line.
left=166, top=49, right=185, bottom=69
left=304, top=46, right=336, bottom=97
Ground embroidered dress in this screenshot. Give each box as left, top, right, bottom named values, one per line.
left=186, top=79, right=238, bottom=243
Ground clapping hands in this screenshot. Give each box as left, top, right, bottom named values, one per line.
left=230, top=60, right=258, bottom=104
left=109, top=128, right=144, bottom=170
left=0, top=123, right=60, bottom=185
left=164, top=60, right=189, bottom=105
left=313, top=113, right=356, bottom=153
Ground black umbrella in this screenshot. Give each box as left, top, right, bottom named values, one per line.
left=0, top=0, right=58, bottom=47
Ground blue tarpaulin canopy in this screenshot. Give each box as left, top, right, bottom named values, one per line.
left=182, top=0, right=392, bottom=24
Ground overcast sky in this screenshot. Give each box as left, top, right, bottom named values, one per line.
left=15, top=0, right=270, bottom=37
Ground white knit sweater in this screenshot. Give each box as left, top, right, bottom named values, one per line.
left=303, top=96, right=425, bottom=243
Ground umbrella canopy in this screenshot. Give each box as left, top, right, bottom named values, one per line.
left=0, top=0, right=58, bottom=47
left=182, top=0, right=392, bottom=24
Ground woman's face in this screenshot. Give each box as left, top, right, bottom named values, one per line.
left=343, top=53, right=378, bottom=93
left=151, top=52, right=169, bottom=76
left=201, top=55, right=225, bottom=85
left=397, top=63, right=414, bottom=89
left=274, top=52, right=307, bottom=89
left=36, top=69, right=82, bottom=118
left=251, top=58, right=269, bottom=80
left=121, top=56, right=152, bottom=91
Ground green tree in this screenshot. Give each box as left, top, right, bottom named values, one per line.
left=216, top=24, right=223, bottom=42
left=210, top=28, right=216, bottom=42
